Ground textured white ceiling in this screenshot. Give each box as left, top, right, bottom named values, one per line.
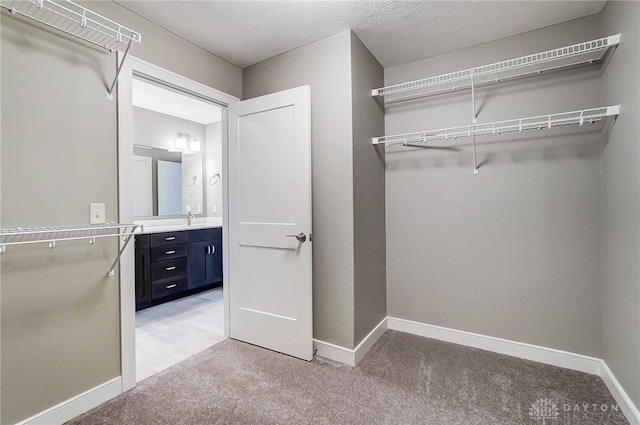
left=117, top=1, right=607, bottom=69
left=132, top=78, right=222, bottom=124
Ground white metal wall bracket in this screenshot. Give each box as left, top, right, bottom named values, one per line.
left=107, top=40, right=134, bottom=100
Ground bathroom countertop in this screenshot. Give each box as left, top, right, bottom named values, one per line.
left=135, top=218, right=223, bottom=234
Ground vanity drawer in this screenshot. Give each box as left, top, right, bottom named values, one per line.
left=150, top=231, right=187, bottom=247
left=188, top=227, right=222, bottom=242
left=150, top=244, right=187, bottom=261
left=152, top=276, right=188, bottom=300
left=151, top=257, right=188, bottom=280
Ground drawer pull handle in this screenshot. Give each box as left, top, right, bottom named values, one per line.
left=165, top=237, right=176, bottom=241
left=207, top=245, right=216, bottom=255
left=165, top=250, right=176, bottom=255
left=165, top=266, right=177, bottom=271
left=165, top=284, right=177, bottom=289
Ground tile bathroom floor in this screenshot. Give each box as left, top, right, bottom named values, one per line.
left=135, top=287, right=225, bottom=382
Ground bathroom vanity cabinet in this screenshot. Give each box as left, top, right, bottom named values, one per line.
left=135, top=227, right=223, bottom=310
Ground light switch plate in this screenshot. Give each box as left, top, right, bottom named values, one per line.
left=90, top=203, right=106, bottom=224
left=212, top=203, right=217, bottom=213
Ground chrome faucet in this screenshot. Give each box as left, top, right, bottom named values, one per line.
left=187, top=211, right=195, bottom=226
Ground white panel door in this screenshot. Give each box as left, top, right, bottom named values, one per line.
left=229, top=85, right=312, bottom=360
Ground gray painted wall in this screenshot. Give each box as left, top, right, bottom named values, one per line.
left=350, top=33, right=387, bottom=345
left=86, top=1, right=242, bottom=99
left=133, top=107, right=206, bottom=152
left=600, top=1, right=640, bottom=408
left=0, top=1, right=240, bottom=422
left=385, top=15, right=606, bottom=357
left=244, top=30, right=356, bottom=348
left=1, top=15, right=120, bottom=424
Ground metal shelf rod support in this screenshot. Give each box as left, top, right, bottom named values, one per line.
left=470, top=73, right=479, bottom=174
left=108, top=233, right=134, bottom=277
left=107, top=39, right=133, bottom=100
left=471, top=73, right=477, bottom=124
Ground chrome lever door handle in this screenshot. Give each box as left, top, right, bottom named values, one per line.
left=286, top=233, right=307, bottom=243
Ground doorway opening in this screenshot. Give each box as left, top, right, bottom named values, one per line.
left=131, top=76, right=225, bottom=382
left=117, top=56, right=238, bottom=391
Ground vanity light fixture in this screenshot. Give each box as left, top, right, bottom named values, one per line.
left=176, top=133, right=189, bottom=150
left=176, top=133, right=201, bottom=153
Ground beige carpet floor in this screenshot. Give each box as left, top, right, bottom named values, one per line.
left=68, top=330, right=629, bottom=424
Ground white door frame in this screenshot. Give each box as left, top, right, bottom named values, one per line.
left=117, top=55, right=238, bottom=392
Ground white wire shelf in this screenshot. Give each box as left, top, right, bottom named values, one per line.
left=0, top=0, right=140, bottom=51
left=0, top=223, right=142, bottom=276
left=372, top=106, right=620, bottom=148
left=0, top=0, right=141, bottom=98
left=372, top=34, right=620, bottom=103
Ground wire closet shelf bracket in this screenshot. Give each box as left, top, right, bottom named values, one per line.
left=0, top=223, right=142, bottom=277
left=0, top=0, right=142, bottom=99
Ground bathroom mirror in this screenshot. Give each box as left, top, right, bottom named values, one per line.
left=131, top=76, right=223, bottom=219
left=133, top=145, right=204, bottom=218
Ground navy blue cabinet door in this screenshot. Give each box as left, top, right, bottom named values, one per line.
left=188, top=240, right=223, bottom=289
left=208, top=240, right=223, bottom=284
left=135, top=248, right=151, bottom=304
left=188, top=241, right=209, bottom=289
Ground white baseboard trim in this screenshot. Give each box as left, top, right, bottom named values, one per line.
left=354, top=317, right=388, bottom=365
left=313, top=339, right=356, bottom=366
left=16, top=377, right=122, bottom=425
left=387, top=316, right=640, bottom=425
left=601, top=361, right=640, bottom=425
left=314, top=317, right=387, bottom=367
left=387, top=317, right=602, bottom=375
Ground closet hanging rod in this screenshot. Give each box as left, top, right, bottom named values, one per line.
left=0, top=0, right=141, bottom=99
left=372, top=105, right=620, bottom=148
left=0, top=223, right=142, bottom=277
left=372, top=34, right=620, bottom=103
